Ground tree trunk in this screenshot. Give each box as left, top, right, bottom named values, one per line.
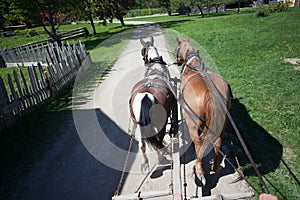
left=197, top=5, right=205, bottom=18
left=119, top=16, right=125, bottom=26
left=86, top=0, right=96, bottom=35
left=42, top=13, right=62, bottom=46
left=89, top=13, right=96, bottom=35
left=167, top=9, right=172, bottom=16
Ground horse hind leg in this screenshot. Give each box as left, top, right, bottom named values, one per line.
left=211, top=117, right=228, bottom=174
left=140, top=138, right=149, bottom=174
left=210, top=136, right=222, bottom=174
left=190, top=125, right=207, bottom=186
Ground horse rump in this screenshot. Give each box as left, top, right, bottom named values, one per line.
left=138, top=93, right=165, bottom=150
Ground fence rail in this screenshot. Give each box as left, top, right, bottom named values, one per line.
left=0, top=28, right=89, bottom=67
left=0, top=40, right=91, bottom=132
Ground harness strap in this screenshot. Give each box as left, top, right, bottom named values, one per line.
left=129, top=78, right=172, bottom=107
left=148, top=56, right=167, bottom=65
left=178, top=92, right=206, bottom=134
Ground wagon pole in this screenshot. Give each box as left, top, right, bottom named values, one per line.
left=203, top=71, right=270, bottom=194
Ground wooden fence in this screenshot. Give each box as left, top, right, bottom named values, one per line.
left=0, top=40, right=91, bottom=132
left=0, top=27, right=89, bottom=67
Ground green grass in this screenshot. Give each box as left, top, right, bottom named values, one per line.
left=0, top=23, right=130, bottom=50
left=159, top=7, right=300, bottom=199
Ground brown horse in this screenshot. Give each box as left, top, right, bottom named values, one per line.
left=175, top=37, right=232, bottom=186
left=129, top=36, right=176, bottom=172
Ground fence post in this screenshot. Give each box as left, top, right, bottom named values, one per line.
left=0, top=40, right=90, bottom=131
left=0, top=76, right=16, bottom=129
left=44, top=70, right=53, bottom=97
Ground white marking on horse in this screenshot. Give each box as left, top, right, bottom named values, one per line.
left=147, top=46, right=159, bottom=60
left=132, top=92, right=155, bottom=123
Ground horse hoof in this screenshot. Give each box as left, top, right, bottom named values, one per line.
left=195, top=175, right=206, bottom=187
left=141, top=163, right=150, bottom=174
left=193, top=166, right=206, bottom=186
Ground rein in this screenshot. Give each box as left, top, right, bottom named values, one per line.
left=181, top=53, right=206, bottom=75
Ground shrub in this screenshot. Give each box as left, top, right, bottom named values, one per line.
left=25, top=29, right=38, bottom=37
left=13, top=29, right=20, bottom=35
left=256, top=4, right=271, bottom=17
left=256, top=2, right=290, bottom=17
left=125, top=8, right=166, bottom=18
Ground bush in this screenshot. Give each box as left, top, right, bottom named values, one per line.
left=13, top=29, right=20, bottom=35
left=125, top=8, right=166, bottom=18
left=275, top=1, right=291, bottom=11
left=256, top=4, right=271, bottom=17
left=25, top=29, right=38, bottom=37
left=256, top=2, right=290, bottom=17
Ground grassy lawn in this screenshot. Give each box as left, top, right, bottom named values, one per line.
left=158, top=7, right=299, bottom=200
left=0, top=23, right=130, bottom=50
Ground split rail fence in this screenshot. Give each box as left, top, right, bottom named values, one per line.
left=0, top=40, right=91, bottom=132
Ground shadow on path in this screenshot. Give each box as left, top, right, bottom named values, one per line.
left=10, top=108, right=138, bottom=200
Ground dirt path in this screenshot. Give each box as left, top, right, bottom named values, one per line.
left=11, top=23, right=253, bottom=200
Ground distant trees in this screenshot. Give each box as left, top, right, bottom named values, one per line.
left=1, top=0, right=131, bottom=44
left=0, top=0, right=251, bottom=35
left=171, top=0, right=235, bottom=17
left=92, top=0, right=130, bottom=26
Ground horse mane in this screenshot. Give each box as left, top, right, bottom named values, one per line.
left=182, top=42, right=197, bottom=61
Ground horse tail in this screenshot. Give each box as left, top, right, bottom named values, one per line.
left=138, top=93, right=165, bottom=150
left=139, top=93, right=154, bottom=126
left=205, top=80, right=229, bottom=142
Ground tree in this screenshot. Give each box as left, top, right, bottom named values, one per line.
left=93, top=0, right=130, bottom=26
left=0, top=0, right=29, bottom=28
left=0, top=0, right=10, bottom=28
left=19, top=0, right=84, bottom=45
left=191, top=0, right=206, bottom=17
left=85, top=0, right=96, bottom=35
left=158, top=0, right=172, bottom=15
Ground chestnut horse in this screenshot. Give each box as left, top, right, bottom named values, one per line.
left=175, top=37, right=232, bottom=186
left=129, top=36, right=175, bottom=172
